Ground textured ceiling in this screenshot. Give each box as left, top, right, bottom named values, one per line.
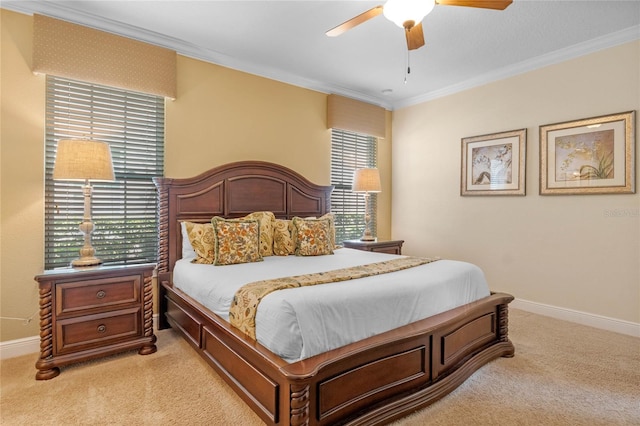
left=4, top=1, right=640, bottom=109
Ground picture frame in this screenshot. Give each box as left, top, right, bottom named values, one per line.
left=539, top=111, right=635, bottom=195
left=461, top=128, right=527, bottom=196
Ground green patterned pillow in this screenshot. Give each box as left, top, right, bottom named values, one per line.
left=242, top=211, right=276, bottom=257
left=273, top=219, right=295, bottom=256
left=211, top=217, right=263, bottom=266
left=184, top=221, right=215, bottom=264
left=291, top=217, right=334, bottom=256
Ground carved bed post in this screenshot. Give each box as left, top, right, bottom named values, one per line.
left=290, top=382, right=311, bottom=426
left=153, top=177, right=171, bottom=330
left=139, top=269, right=158, bottom=354
left=154, top=177, right=170, bottom=274
left=498, top=302, right=514, bottom=357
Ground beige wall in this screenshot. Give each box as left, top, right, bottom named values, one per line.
left=1, top=10, right=47, bottom=341
left=0, top=9, right=393, bottom=342
left=392, top=41, right=640, bottom=323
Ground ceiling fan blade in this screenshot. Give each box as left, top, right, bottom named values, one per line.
left=326, top=6, right=384, bottom=37
left=436, top=0, right=512, bottom=10
left=405, top=22, right=425, bottom=50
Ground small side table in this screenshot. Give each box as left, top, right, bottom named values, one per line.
left=342, top=239, right=404, bottom=255
left=34, top=263, right=157, bottom=380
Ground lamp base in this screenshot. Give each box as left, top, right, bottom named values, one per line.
left=360, top=198, right=376, bottom=241
left=360, top=226, right=376, bottom=241
left=72, top=183, right=103, bottom=268
left=71, top=256, right=103, bottom=268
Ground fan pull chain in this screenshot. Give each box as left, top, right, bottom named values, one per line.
left=404, top=50, right=411, bottom=84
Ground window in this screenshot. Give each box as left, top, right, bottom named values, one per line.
left=330, top=129, right=378, bottom=243
left=45, top=76, right=165, bottom=269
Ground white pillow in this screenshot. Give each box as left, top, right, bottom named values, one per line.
left=180, top=221, right=197, bottom=260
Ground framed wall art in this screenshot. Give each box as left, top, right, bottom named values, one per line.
left=461, top=128, right=527, bottom=196
left=539, top=111, right=635, bottom=195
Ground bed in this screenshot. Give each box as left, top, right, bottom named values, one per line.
left=154, top=161, right=514, bottom=426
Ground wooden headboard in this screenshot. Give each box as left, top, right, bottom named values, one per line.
left=153, top=161, right=334, bottom=274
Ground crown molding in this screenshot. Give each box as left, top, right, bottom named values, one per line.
left=393, top=25, right=640, bottom=110
left=3, top=2, right=637, bottom=111
left=1, top=1, right=393, bottom=109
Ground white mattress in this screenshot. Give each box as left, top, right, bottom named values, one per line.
left=173, top=248, right=490, bottom=363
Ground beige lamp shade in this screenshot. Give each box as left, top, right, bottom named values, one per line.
left=53, top=139, right=115, bottom=181
left=352, top=168, right=382, bottom=193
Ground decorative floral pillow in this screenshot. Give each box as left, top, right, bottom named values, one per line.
left=273, top=219, right=295, bottom=256
left=302, top=213, right=340, bottom=249
left=211, top=217, right=263, bottom=266
left=291, top=217, right=334, bottom=256
left=242, top=211, right=275, bottom=257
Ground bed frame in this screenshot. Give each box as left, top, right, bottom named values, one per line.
left=154, top=161, right=514, bottom=426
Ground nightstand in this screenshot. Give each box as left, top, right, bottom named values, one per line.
left=342, top=239, right=404, bottom=255
left=34, top=263, right=157, bottom=380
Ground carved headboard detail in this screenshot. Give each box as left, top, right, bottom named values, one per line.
left=153, top=161, right=334, bottom=274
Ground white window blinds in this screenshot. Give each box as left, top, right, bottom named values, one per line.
left=330, top=129, right=378, bottom=243
left=44, top=76, right=165, bottom=269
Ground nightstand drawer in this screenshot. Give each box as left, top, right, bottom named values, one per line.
left=369, top=245, right=402, bottom=255
left=56, top=275, right=141, bottom=316
left=56, top=307, right=142, bottom=354
left=342, top=239, right=404, bottom=255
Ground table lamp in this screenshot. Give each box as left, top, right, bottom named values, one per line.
left=352, top=168, right=381, bottom=241
left=53, top=139, right=115, bottom=267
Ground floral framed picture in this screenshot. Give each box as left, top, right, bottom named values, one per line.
left=461, top=128, right=527, bottom=196
left=540, top=111, right=635, bottom=195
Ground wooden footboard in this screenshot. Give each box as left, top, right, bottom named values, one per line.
left=158, top=272, right=514, bottom=426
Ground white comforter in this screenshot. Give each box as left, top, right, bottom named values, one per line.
left=173, top=248, right=490, bottom=363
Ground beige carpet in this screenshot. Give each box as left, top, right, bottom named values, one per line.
left=1, top=309, right=639, bottom=425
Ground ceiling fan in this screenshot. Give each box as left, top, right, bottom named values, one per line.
left=326, top=0, right=513, bottom=51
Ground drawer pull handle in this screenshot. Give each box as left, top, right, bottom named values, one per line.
left=97, top=324, right=107, bottom=333
left=96, top=290, right=106, bottom=299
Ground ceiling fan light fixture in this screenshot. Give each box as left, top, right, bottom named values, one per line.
left=383, top=0, right=435, bottom=28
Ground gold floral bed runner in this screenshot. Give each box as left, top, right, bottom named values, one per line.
left=229, top=256, right=440, bottom=339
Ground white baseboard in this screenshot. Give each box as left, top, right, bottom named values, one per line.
left=0, top=335, right=40, bottom=360
left=512, top=298, right=640, bottom=338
